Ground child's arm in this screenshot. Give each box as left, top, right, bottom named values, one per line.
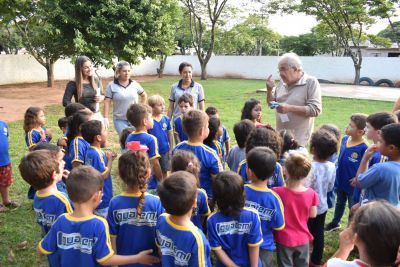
left=309, top=205, right=317, bottom=218
left=214, top=249, right=240, bottom=267
left=168, top=130, right=174, bottom=152
left=174, top=131, right=181, bottom=145
left=102, top=151, right=117, bottom=179
left=351, top=144, right=378, bottom=188
left=248, top=245, right=260, bottom=267
left=45, top=128, right=53, bottom=141
left=224, top=139, right=230, bottom=157
left=151, top=158, right=163, bottom=181
left=101, top=249, right=160, bottom=266
left=328, top=228, right=355, bottom=260
left=111, top=236, right=117, bottom=253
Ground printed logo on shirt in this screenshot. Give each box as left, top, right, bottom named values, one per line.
left=192, top=207, right=199, bottom=216
left=34, top=208, right=56, bottom=227
left=348, top=152, right=359, bottom=163
left=245, top=201, right=276, bottom=221
left=57, top=231, right=97, bottom=254
left=3, top=127, right=7, bottom=136
left=157, top=231, right=191, bottom=266
left=162, top=123, right=168, bottom=130
left=113, top=208, right=158, bottom=227
left=216, top=221, right=253, bottom=236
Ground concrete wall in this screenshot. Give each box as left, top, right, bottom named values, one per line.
left=1, top=54, right=399, bottom=85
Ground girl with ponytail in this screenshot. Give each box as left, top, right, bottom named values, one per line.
left=106, top=150, right=163, bottom=266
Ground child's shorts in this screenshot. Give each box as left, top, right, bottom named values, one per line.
left=159, top=152, right=171, bottom=173
left=0, top=163, right=13, bottom=187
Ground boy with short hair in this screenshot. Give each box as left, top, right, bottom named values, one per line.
left=126, top=104, right=163, bottom=190
left=148, top=94, right=173, bottom=178
left=205, top=106, right=230, bottom=162
left=81, top=120, right=116, bottom=217
left=353, top=123, right=400, bottom=207
left=173, top=110, right=223, bottom=200
left=156, top=171, right=211, bottom=266
left=174, top=94, right=193, bottom=144
left=245, top=147, right=285, bottom=267
left=227, top=119, right=255, bottom=172
left=351, top=112, right=397, bottom=205
left=19, top=150, right=73, bottom=236
left=38, top=166, right=159, bottom=266
left=325, top=113, right=368, bottom=232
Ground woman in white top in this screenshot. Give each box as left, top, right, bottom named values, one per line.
left=167, top=62, right=205, bottom=119
left=103, top=61, right=147, bottom=135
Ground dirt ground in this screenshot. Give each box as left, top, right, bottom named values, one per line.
left=0, top=75, right=160, bottom=123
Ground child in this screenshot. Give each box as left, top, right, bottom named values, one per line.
left=107, top=150, right=164, bottom=266
left=58, top=117, right=68, bottom=135
left=173, top=110, right=223, bottom=200
left=227, top=119, right=255, bottom=172
left=237, top=127, right=285, bottom=188
left=174, top=94, right=193, bottom=144
left=19, top=150, right=73, bottom=236
left=352, top=123, right=400, bottom=207
left=273, top=153, right=319, bottom=267
left=351, top=112, right=397, bottom=206
left=203, top=117, right=223, bottom=163
left=156, top=171, right=211, bottom=266
left=81, top=120, right=116, bottom=217
left=207, top=171, right=263, bottom=267
left=205, top=106, right=230, bottom=162
left=306, top=129, right=338, bottom=267
left=67, top=109, right=93, bottom=169
left=326, top=200, right=400, bottom=267
left=325, top=114, right=368, bottom=232
left=278, top=129, right=308, bottom=166
left=171, top=150, right=210, bottom=230
left=126, top=104, right=163, bottom=190
left=119, top=126, right=135, bottom=150
left=0, top=120, right=18, bottom=211
left=241, top=98, right=265, bottom=127
left=148, top=95, right=173, bottom=178
left=38, top=166, right=159, bottom=266
left=244, top=147, right=285, bottom=267
left=24, top=107, right=52, bottom=151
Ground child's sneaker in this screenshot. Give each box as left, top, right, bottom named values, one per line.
left=324, top=222, right=340, bottom=232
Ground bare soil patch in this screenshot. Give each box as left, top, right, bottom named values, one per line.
left=0, top=75, right=159, bottom=123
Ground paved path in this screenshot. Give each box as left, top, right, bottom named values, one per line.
left=257, top=83, right=400, bottom=102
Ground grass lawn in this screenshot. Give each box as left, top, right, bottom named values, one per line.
left=0, top=77, right=393, bottom=266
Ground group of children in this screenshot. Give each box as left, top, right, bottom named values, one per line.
left=0, top=91, right=399, bottom=267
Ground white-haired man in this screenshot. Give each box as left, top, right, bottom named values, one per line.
left=266, top=52, right=322, bottom=146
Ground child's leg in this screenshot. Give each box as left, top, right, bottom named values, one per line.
left=0, top=163, right=13, bottom=206
left=331, top=189, right=347, bottom=225
left=259, top=248, right=274, bottom=267
left=310, top=212, right=327, bottom=265
left=276, top=243, right=294, bottom=267
left=0, top=186, right=10, bottom=205
left=292, top=244, right=310, bottom=267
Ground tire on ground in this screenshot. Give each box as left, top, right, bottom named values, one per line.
left=375, top=79, right=395, bottom=87
left=359, top=77, right=374, bottom=86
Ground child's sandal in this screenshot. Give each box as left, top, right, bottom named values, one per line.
left=4, top=201, right=19, bottom=210
left=0, top=204, right=9, bottom=212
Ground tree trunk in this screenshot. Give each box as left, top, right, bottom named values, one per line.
left=158, top=54, right=167, bottom=78
left=200, top=62, right=207, bottom=80
left=46, top=59, right=54, bottom=87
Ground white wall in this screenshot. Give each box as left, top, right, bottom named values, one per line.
left=1, top=54, right=399, bottom=85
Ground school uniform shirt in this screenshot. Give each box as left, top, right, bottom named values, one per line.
left=244, top=184, right=285, bottom=251
left=173, top=141, right=223, bottom=199
left=156, top=213, right=212, bottom=267
left=237, top=160, right=285, bottom=188
left=33, top=191, right=73, bottom=236
left=206, top=140, right=223, bottom=164
left=85, top=146, right=113, bottom=210
left=148, top=115, right=172, bottom=154
left=191, top=189, right=211, bottom=230
left=107, top=192, right=164, bottom=267
left=125, top=132, right=160, bottom=190
left=25, top=127, right=50, bottom=149
left=173, top=115, right=188, bottom=142
left=272, top=187, right=319, bottom=247
left=0, top=121, right=10, bottom=166
left=207, top=208, right=263, bottom=267
left=327, top=258, right=371, bottom=267
left=358, top=161, right=400, bottom=207
left=69, top=136, right=90, bottom=165
left=39, top=214, right=114, bottom=267
left=335, top=135, right=368, bottom=194
left=305, top=161, right=336, bottom=215
left=227, top=145, right=246, bottom=172
left=218, top=126, right=229, bottom=162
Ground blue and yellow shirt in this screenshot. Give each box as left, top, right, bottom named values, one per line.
left=0, top=121, right=10, bottom=166
left=191, top=189, right=211, bottom=230
left=173, top=116, right=188, bottom=142
left=25, top=127, right=50, bottom=149
left=68, top=136, right=90, bottom=166
left=156, top=213, right=211, bottom=267
left=148, top=115, right=172, bottom=155
left=237, top=160, right=285, bottom=188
